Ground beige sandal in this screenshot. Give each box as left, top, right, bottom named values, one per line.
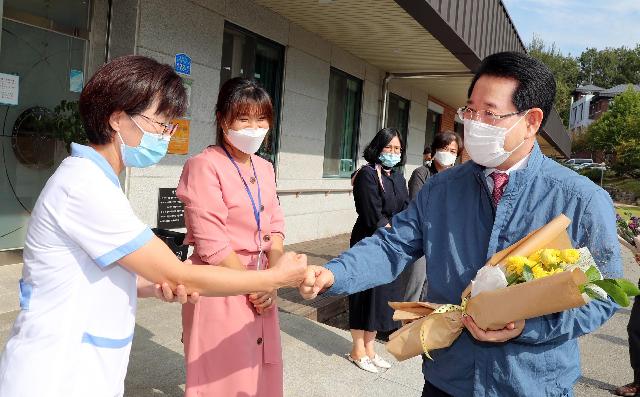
left=346, top=354, right=378, bottom=373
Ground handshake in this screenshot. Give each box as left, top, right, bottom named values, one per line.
left=270, top=252, right=336, bottom=299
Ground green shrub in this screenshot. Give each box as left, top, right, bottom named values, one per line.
left=579, top=168, right=605, bottom=184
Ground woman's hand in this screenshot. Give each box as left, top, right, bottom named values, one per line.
left=268, top=251, right=308, bottom=288
left=635, top=253, right=640, bottom=265
left=249, top=290, right=277, bottom=314
left=138, top=275, right=200, bottom=303
left=154, top=282, right=200, bottom=304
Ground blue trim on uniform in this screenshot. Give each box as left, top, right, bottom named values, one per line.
left=70, top=143, right=121, bottom=188
left=18, top=279, right=32, bottom=310
left=81, top=332, right=134, bottom=348
left=94, top=228, right=154, bottom=267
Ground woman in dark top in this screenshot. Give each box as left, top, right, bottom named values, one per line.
left=407, top=131, right=462, bottom=200
left=401, top=131, right=463, bottom=303
left=347, top=128, right=409, bottom=373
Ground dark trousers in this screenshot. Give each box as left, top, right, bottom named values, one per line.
left=422, top=381, right=453, bottom=397
left=629, top=280, right=640, bottom=383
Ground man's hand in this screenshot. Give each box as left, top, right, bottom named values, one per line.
left=249, top=290, right=277, bottom=314
left=298, top=265, right=335, bottom=299
left=462, top=315, right=524, bottom=343
left=154, top=282, right=200, bottom=304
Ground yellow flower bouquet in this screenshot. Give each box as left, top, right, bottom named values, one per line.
left=504, top=247, right=636, bottom=307
left=386, top=214, right=639, bottom=361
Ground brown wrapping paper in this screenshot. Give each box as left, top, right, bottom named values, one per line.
left=465, top=269, right=587, bottom=330
left=386, top=302, right=464, bottom=361
left=386, top=214, right=590, bottom=361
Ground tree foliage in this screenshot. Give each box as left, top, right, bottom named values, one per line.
left=527, top=37, right=640, bottom=177
left=527, top=37, right=640, bottom=129
left=578, top=46, right=640, bottom=88
left=587, top=87, right=640, bottom=176
left=527, top=35, right=580, bottom=127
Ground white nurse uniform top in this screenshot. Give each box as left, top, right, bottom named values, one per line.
left=0, top=143, right=154, bottom=397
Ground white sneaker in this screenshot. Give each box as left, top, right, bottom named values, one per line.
left=347, top=354, right=379, bottom=373
left=371, top=354, right=392, bottom=369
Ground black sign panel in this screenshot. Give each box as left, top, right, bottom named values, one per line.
left=157, top=188, right=185, bottom=229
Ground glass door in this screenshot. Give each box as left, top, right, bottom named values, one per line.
left=0, top=0, right=90, bottom=250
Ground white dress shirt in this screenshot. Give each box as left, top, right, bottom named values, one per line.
left=483, top=153, right=532, bottom=192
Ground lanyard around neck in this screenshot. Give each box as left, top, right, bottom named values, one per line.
left=221, top=145, right=262, bottom=246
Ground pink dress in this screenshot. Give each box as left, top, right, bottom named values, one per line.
left=176, top=145, right=285, bottom=397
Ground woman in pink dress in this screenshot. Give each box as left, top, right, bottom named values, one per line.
left=177, top=77, right=285, bottom=397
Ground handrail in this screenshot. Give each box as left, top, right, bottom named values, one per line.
left=277, top=188, right=353, bottom=198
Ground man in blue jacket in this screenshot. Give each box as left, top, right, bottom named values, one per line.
left=300, top=51, right=623, bottom=396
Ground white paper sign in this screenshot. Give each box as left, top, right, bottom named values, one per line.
left=0, top=73, right=19, bottom=105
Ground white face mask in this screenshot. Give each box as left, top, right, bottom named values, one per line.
left=463, top=111, right=529, bottom=168
left=226, top=127, right=269, bottom=154
left=433, top=150, right=457, bottom=168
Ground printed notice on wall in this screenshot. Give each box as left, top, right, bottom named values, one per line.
left=168, top=118, right=190, bottom=155
left=0, top=73, right=19, bottom=105
left=157, top=188, right=185, bottom=229
left=69, top=69, right=84, bottom=93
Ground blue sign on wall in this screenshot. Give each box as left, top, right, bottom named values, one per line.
left=175, top=53, right=191, bottom=76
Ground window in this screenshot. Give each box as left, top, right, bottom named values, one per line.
left=387, top=93, right=410, bottom=151
left=578, top=103, right=584, bottom=122
left=454, top=120, right=464, bottom=136
left=220, top=22, right=284, bottom=164
left=425, top=109, right=442, bottom=150
left=323, top=68, right=362, bottom=178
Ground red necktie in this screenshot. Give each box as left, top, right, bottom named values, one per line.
left=490, top=172, right=509, bottom=205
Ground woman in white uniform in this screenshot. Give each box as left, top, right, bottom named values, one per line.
left=0, top=55, right=307, bottom=397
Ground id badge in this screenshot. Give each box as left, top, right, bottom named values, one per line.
left=256, top=250, right=264, bottom=271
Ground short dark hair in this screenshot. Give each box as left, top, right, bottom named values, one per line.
left=431, top=131, right=463, bottom=155
left=79, top=55, right=187, bottom=145
left=423, top=145, right=432, bottom=156
left=467, top=51, right=556, bottom=127
left=215, top=77, right=273, bottom=145
left=363, top=127, right=406, bottom=166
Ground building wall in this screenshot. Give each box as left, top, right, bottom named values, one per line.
left=569, top=94, right=594, bottom=132
left=121, top=0, right=434, bottom=244
left=589, top=98, right=610, bottom=121
left=428, top=96, right=456, bottom=133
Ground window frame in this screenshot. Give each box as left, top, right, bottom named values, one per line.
left=322, top=67, right=363, bottom=179
left=386, top=93, right=411, bottom=173
left=425, top=108, right=442, bottom=155
left=219, top=21, right=285, bottom=165
left=387, top=92, right=410, bottom=148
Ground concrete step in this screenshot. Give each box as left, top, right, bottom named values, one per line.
left=278, top=234, right=350, bottom=323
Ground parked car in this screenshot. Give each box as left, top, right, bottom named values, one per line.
left=565, top=158, right=593, bottom=166
left=581, top=162, right=607, bottom=171
left=564, top=158, right=594, bottom=170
